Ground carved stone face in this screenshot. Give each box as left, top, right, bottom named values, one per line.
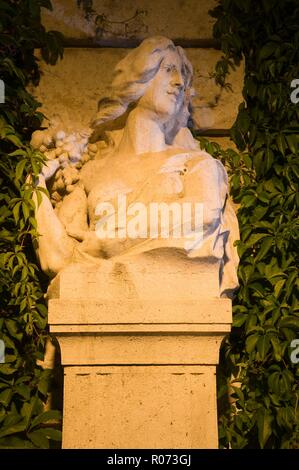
left=137, top=49, right=185, bottom=122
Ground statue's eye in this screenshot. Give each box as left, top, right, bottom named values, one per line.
left=165, top=65, right=173, bottom=73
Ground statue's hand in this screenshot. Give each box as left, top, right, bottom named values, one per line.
left=75, top=230, right=105, bottom=257
left=70, top=230, right=121, bottom=258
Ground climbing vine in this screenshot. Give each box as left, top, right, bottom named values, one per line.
left=0, top=0, right=63, bottom=448
left=198, top=0, right=299, bottom=449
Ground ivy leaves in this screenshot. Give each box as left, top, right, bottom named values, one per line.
left=0, top=0, right=63, bottom=449
left=202, top=0, right=298, bottom=449
left=0, top=396, right=61, bottom=448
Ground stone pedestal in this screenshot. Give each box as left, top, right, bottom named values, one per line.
left=48, top=254, right=232, bottom=448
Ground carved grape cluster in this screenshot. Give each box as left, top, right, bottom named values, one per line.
left=31, top=129, right=99, bottom=208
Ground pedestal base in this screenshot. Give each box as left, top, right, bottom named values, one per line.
left=48, top=260, right=232, bottom=449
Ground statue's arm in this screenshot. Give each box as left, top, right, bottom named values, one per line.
left=30, top=162, right=77, bottom=277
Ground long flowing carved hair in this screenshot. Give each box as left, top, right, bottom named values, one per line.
left=90, top=36, right=194, bottom=146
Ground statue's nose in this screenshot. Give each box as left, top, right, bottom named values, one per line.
left=171, top=71, right=184, bottom=90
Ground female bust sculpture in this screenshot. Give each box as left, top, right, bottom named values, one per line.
left=31, top=36, right=239, bottom=297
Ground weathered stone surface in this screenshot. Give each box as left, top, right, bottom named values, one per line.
left=42, top=0, right=217, bottom=41
left=52, top=331, right=229, bottom=366
left=31, top=48, right=243, bottom=131
left=62, top=365, right=218, bottom=448
left=48, top=298, right=231, bottom=325
left=48, top=259, right=222, bottom=301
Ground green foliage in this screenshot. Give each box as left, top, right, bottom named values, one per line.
left=0, top=0, right=63, bottom=448
left=203, top=0, right=299, bottom=449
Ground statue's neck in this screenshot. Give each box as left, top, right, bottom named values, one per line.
left=117, top=107, right=167, bottom=156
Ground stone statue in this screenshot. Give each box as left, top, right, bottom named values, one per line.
left=30, top=36, right=239, bottom=298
